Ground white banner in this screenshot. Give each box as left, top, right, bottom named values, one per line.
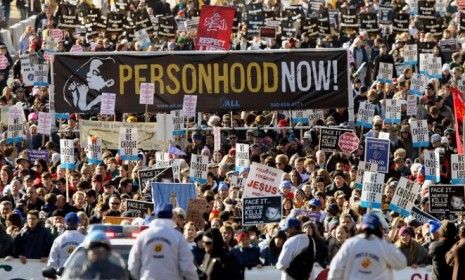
left=0, top=259, right=48, bottom=280
left=235, top=143, right=250, bottom=172
left=100, top=92, right=116, bottom=115
left=360, top=171, right=384, bottom=209
left=243, top=162, right=283, bottom=198
left=119, top=127, right=138, bottom=161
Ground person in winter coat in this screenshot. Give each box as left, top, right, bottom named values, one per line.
left=128, top=203, right=198, bottom=280
left=47, top=212, right=85, bottom=269
left=394, top=226, right=429, bottom=267
left=14, top=210, right=53, bottom=263
left=0, top=225, right=14, bottom=257
left=446, top=225, right=465, bottom=280
left=429, top=221, right=458, bottom=280
left=328, top=213, right=407, bottom=280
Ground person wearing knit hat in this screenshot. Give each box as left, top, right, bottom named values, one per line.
left=395, top=226, right=429, bottom=266
left=230, top=230, right=261, bottom=277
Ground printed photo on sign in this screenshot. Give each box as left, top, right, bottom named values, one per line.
left=429, top=184, right=465, bottom=213
left=243, top=196, right=282, bottom=225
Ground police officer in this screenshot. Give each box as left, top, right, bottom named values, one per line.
left=47, top=212, right=85, bottom=269
left=128, top=203, right=198, bottom=280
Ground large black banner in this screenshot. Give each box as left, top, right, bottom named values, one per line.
left=53, top=50, right=349, bottom=113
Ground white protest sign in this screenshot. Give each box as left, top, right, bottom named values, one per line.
left=377, top=62, right=393, bottom=83
left=424, top=150, right=440, bottom=182
left=419, top=53, right=431, bottom=75
left=171, top=110, right=185, bottom=136
left=155, top=151, right=172, bottom=169
left=172, top=158, right=182, bottom=182
left=410, top=120, right=429, bottom=148
left=409, top=73, right=428, bottom=96
left=20, top=54, right=34, bottom=86
left=403, top=44, right=418, bottom=65
left=243, top=162, right=283, bottom=198
left=308, top=109, right=325, bottom=125
left=291, top=110, right=310, bottom=125
left=378, top=131, right=390, bottom=140
left=134, top=29, right=151, bottom=49
left=119, top=127, right=138, bottom=161
left=356, top=102, right=375, bottom=128
left=87, top=136, right=102, bottom=164
left=235, top=143, right=250, bottom=172
left=389, top=177, right=422, bottom=217
left=189, top=154, right=208, bottom=184
left=33, top=62, right=48, bottom=86
left=354, top=161, right=378, bottom=190
left=384, top=99, right=401, bottom=124
left=451, top=154, right=465, bottom=184
left=100, top=92, right=116, bottom=115
left=37, top=112, right=52, bottom=135
left=360, top=171, right=385, bottom=209
left=182, top=95, right=198, bottom=118
left=428, top=56, right=442, bottom=79
left=213, top=127, right=221, bottom=152
left=139, top=82, right=154, bottom=105
left=60, top=139, right=75, bottom=169
left=406, top=95, right=417, bottom=116
left=7, top=106, right=24, bottom=143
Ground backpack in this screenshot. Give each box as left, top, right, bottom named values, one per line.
left=286, top=235, right=315, bottom=280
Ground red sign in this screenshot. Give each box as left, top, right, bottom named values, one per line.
left=0, top=55, right=9, bottom=70
left=195, top=5, right=235, bottom=51
left=338, top=132, right=360, bottom=154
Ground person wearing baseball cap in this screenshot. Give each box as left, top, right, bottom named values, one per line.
left=47, top=212, right=85, bottom=269
left=328, top=212, right=407, bottom=279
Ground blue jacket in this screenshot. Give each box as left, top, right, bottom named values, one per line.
left=14, top=223, right=53, bottom=258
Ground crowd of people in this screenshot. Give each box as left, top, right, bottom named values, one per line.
left=1, top=0, right=465, bottom=279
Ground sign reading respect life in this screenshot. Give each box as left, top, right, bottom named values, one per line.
left=243, top=162, right=283, bottom=198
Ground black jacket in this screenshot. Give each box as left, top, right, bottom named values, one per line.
left=14, top=222, right=53, bottom=258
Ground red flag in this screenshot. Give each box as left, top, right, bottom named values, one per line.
left=195, top=5, right=236, bottom=51
left=451, top=87, right=465, bottom=154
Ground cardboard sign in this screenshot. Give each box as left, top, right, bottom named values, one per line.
left=87, top=136, right=102, bottom=164
left=384, top=99, right=401, bottom=124
left=139, top=82, right=155, bottom=105
left=119, top=127, right=138, bottom=161
left=360, top=171, right=384, bottom=209
left=365, top=137, right=390, bottom=173
left=319, top=127, right=353, bottom=153
left=451, top=154, right=465, bottom=184
left=235, top=143, right=250, bottom=172
left=410, top=120, right=429, bottom=148
left=37, top=112, right=52, bottom=135
left=377, top=62, right=393, bottom=84
left=182, top=95, right=197, bottom=118
left=429, top=184, right=465, bottom=213
left=354, top=161, right=378, bottom=190
left=126, top=199, right=154, bottom=216
left=187, top=198, right=208, bottom=230
left=389, top=177, right=422, bottom=217
left=100, top=92, right=116, bottom=115
left=28, top=149, right=49, bottom=162
left=189, top=154, right=208, bottom=184
left=243, top=196, right=282, bottom=225
left=403, top=44, right=418, bottom=65
left=7, top=107, right=24, bottom=144
left=60, top=139, right=75, bottom=169
left=356, top=102, right=375, bottom=128
left=243, top=162, right=283, bottom=198
left=424, top=150, right=441, bottom=182
left=406, top=95, right=417, bottom=116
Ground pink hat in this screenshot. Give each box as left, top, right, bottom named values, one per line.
left=28, top=112, right=38, bottom=121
